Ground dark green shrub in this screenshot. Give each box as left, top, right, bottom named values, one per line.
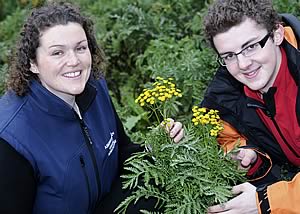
left=136, top=36, right=217, bottom=122
left=274, top=0, right=300, bottom=16
left=0, top=8, right=28, bottom=95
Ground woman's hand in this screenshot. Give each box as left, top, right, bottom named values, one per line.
left=162, top=118, right=184, bottom=143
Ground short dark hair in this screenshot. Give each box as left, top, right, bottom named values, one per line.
left=203, top=0, right=281, bottom=48
left=7, top=2, right=106, bottom=96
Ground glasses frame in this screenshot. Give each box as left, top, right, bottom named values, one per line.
left=217, top=32, right=271, bottom=66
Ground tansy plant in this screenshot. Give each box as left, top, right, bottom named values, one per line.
left=116, top=78, right=246, bottom=214
left=135, top=76, right=182, bottom=124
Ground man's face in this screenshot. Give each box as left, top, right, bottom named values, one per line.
left=213, top=18, right=284, bottom=93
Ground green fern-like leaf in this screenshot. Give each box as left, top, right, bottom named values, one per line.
left=118, top=124, right=246, bottom=213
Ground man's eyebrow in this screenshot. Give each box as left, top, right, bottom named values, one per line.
left=241, top=37, right=258, bottom=49
left=219, top=36, right=259, bottom=56
left=48, top=40, right=87, bottom=49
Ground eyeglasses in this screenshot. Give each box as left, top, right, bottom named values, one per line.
left=217, top=33, right=271, bottom=66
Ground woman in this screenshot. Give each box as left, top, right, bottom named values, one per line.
left=0, top=2, right=183, bottom=213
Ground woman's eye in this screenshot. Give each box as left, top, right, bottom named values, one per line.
left=51, top=50, right=63, bottom=56
left=77, top=46, right=87, bottom=52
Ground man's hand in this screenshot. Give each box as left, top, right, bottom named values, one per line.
left=162, top=118, right=184, bottom=143
left=231, top=148, right=257, bottom=169
left=207, top=182, right=258, bottom=214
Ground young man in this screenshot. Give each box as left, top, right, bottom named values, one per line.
left=201, top=0, right=300, bottom=213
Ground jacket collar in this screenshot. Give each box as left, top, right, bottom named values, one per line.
left=283, top=40, right=300, bottom=125
left=28, top=80, right=97, bottom=119
left=282, top=39, right=300, bottom=85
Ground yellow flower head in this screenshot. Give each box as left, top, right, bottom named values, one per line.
left=161, top=118, right=172, bottom=128
left=191, top=106, right=223, bottom=137
left=135, top=77, right=182, bottom=107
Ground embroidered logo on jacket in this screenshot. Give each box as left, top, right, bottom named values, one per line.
left=104, top=132, right=117, bottom=156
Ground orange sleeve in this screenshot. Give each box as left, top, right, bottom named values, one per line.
left=264, top=173, right=300, bottom=213
left=284, top=26, right=298, bottom=49
left=217, top=120, right=246, bottom=153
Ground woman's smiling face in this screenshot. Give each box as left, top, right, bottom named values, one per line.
left=31, top=22, right=92, bottom=105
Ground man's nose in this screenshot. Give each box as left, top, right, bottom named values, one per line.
left=236, top=54, right=252, bottom=70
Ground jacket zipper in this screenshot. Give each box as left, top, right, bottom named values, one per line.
left=76, top=115, right=102, bottom=207
left=80, top=155, right=91, bottom=212
left=268, top=115, right=300, bottom=158
left=247, top=103, right=300, bottom=158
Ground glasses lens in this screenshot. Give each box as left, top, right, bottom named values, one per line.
left=244, top=33, right=270, bottom=57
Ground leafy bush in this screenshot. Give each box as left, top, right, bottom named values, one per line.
left=0, top=64, right=8, bottom=94
left=0, top=8, right=27, bottom=64
left=117, top=124, right=245, bottom=213
left=84, top=0, right=216, bottom=133
left=116, top=82, right=246, bottom=213
left=0, top=7, right=28, bottom=94
left=274, top=0, right=300, bottom=16
left=136, top=37, right=217, bottom=118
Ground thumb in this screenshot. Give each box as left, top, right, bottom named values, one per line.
left=231, top=183, right=245, bottom=195
left=240, top=149, right=257, bottom=167
left=241, top=155, right=252, bottom=167
left=161, top=118, right=174, bottom=132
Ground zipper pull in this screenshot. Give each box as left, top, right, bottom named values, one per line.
left=84, top=127, right=93, bottom=145
left=81, top=120, right=93, bottom=145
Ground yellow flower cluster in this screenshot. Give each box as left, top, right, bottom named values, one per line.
left=161, top=118, right=172, bottom=128
left=192, top=106, right=223, bottom=137
left=135, top=77, right=182, bottom=107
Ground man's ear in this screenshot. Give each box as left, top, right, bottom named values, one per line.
left=30, top=62, right=39, bottom=74
left=273, top=24, right=285, bottom=46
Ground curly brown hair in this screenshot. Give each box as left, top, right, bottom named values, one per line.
left=7, top=2, right=106, bottom=96
left=203, top=0, right=281, bottom=48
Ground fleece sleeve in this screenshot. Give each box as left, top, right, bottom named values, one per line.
left=0, top=138, right=36, bottom=214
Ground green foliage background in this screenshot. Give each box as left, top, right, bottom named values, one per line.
left=0, top=0, right=300, bottom=138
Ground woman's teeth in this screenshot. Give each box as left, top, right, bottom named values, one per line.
left=63, top=71, right=81, bottom=78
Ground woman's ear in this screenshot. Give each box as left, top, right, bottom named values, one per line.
left=30, top=62, right=39, bottom=74
left=273, top=24, right=285, bottom=46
